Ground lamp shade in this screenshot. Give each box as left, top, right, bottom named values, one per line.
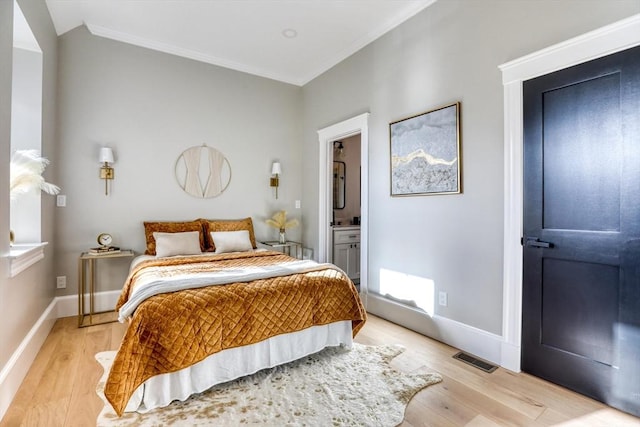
left=271, top=162, right=281, bottom=175
left=99, top=147, right=114, bottom=164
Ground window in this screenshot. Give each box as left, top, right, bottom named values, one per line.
left=9, top=1, right=46, bottom=276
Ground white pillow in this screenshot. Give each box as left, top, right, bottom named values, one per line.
left=211, top=230, right=253, bottom=254
left=153, top=231, right=202, bottom=257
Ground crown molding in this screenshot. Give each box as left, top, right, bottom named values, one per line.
left=85, top=22, right=303, bottom=86
left=85, top=0, right=437, bottom=87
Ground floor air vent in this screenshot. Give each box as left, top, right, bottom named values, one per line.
left=452, top=351, right=497, bottom=373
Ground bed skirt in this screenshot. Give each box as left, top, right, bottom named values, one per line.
left=124, top=320, right=353, bottom=412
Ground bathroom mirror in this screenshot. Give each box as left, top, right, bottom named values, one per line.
left=333, top=161, right=345, bottom=209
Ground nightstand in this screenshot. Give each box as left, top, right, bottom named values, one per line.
left=260, top=241, right=303, bottom=259
left=77, top=249, right=134, bottom=328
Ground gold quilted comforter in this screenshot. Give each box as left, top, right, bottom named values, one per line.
left=105, top=251, right=366, bottom=416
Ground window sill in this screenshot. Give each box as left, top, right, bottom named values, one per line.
left=8, top=242, right=48, bottom=277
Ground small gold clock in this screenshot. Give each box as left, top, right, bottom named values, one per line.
left=97, top=233, right=113, bottom=247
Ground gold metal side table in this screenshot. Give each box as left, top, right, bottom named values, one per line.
left=260, top=241, right=303, bottom=259
left=78, top=249, right=134, bottom=327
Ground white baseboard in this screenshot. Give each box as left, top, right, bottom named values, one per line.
left=0, top=290, right=121, bottom=422
left=366, top=293, right=504, bottom=368
left=0, top=299, right=57, bottom=420
left=55, top=290, right=121, bottom=319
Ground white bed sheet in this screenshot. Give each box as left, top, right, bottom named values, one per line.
left=124, top=320, right=353, bottom=413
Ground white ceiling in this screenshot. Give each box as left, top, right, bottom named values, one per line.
left=44, top=0, right=436, bottom=86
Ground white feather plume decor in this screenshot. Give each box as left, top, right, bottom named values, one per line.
left=10, top=150, right=60, bottom=200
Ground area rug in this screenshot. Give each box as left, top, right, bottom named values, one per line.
left=95, top=343, right=442, bottom=426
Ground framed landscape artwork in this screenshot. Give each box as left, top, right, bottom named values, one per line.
left=389, top=102, right=461, bottom=196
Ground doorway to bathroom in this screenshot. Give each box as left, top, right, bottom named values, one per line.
left=317, top=113, right=369, bottom=301
left=331, top=135, right=362, bottom=288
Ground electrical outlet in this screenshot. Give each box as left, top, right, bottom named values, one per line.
left=56, top=195, right=66, bottom=207
left=438, top=291, right=448, bottom=307
left=295, top=200, right=301, bottom=209
left=56, top=276, right=66, bottom=289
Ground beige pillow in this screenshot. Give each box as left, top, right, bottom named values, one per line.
left=153, top=231, right=202, bottom=257
left=210, top=230, right=253, bottom=254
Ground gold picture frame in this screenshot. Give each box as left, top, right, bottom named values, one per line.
left=389, top=102, right=461, bottom=196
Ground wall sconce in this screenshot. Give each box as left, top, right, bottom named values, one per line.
left=99, top=147, right=114, bottom=195
left=333, top=141, right=344, bottom=159
left=270, top=162, right=281, bottom=199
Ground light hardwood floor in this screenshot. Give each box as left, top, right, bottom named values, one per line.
left=1, top=314, right=639, bottom=426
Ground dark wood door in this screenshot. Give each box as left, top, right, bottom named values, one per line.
left=522, top=44, right=640, bottom=417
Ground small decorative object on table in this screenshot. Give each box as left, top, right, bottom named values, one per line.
left=89, top=233, right=120, bottom=255
left=89, top=246, right=121, bottom=255
left=265, top=210, right=299, bottom=244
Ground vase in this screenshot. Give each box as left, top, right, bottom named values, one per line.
left=279, top=229, right=286, bottom=244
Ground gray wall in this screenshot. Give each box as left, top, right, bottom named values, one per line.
left=54, top=27, right=303, bottom=297
left=301, top=0, right=640, bottom=334
left=0, top=0, right=58, bottom=370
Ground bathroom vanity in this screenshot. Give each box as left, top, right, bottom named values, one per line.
left=332, top=226, right=360, bottom=284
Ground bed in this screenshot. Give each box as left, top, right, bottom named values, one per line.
left=104, top=218, right=367, bottom=416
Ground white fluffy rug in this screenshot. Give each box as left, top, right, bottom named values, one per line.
left=96, top=343, right=442, bottom=426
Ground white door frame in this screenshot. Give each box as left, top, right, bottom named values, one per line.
left=499, top=14, right=640, bottom=372
left=317, top=113, right=370, bottom=300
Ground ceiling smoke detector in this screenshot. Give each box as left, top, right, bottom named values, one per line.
left=282, top=28, right=298, bottom=39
